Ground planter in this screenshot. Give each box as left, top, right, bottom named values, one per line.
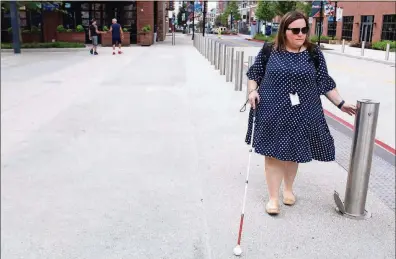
left=22, top=32, right=41, bottom=43
left=139, top=32, right=153, bottom=46
left=56, top=32, right=85, bottom=43
left=101, top=32, right=131, bottom=46
left=328, top=39, right=341, bottom=44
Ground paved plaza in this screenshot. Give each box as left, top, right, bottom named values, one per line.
left=1, top=34, right=395, bottom=259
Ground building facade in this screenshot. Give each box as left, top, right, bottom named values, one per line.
left=1, top=1, right=171, bottom=44
left=311, top=1, right=395, bottom=43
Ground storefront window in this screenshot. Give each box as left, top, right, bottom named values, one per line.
left=341, top=16, right=354, bottom=41
left=381, top=14, right=396, bottom=41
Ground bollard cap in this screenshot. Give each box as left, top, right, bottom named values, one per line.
left=357, top=99, right=380, bottom=104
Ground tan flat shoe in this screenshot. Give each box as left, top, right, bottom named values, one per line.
left=283, top=192, right=296, bottom=206
left=266, top=200, right=280, bottom=215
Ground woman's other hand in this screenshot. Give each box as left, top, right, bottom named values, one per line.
left=249, top=90, right=260, bottom=109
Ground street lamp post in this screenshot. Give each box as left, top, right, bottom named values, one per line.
left=318, top=0, right=324, bottom=47
left=202, top=1, right=207, bottom=36
left=230, top=11, right=233, bottom=30
left=10, top=0, right=21, bottom=54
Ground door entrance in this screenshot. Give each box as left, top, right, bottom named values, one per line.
left=360, top=15, right=374, bottom=43
left=79, top=2, right=137, bottom=44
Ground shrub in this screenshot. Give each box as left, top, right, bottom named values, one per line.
left=76, top=25, right=84, bottom=32
left=141, top=25, right=151, bottom=33
left=123, top=27, right=129, bottom=32
left=103, top=26, right=109, bottom=31
left=56, top=25, right=66, bottom=32
left=310, top=35, right=333, bottom=43
left=254, top=33, right=275, bottom=42
left=372, top=40, right=396, bottom=52
left=31, top=26, right=40, bottom=33
left=1, top=42, right=86, bottom=49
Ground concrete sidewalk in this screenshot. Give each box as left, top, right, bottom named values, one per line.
left=1, top=33, right=395, bottom=259
left=321, top=43, right=395, bottom=65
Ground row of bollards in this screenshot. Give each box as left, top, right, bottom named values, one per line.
left=340, top=39, right=391, bottom=61
left=194, top=34, right=382, bottom=222
left=193, top=34, right=254, bottom=96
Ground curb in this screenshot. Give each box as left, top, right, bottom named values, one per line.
left=323, top=109, right=396, bottom=155
left=322, top=50, right=395, bottom=65
left=1, top=48, right=89, bottom=53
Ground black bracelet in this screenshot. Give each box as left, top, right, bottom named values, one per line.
left=337, top=100, right=345, bottom=109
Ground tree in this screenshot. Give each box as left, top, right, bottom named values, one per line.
left=177, top=6, right=187, bottom=26
left=215, top=15, right=223, bottom=27
left=223, top=0, right=241, bottom=27
left=255, top=1, right=276, bottom=23
left=274, top=1, right=297, bottom=16
left=296, top=1, right=313, bottom=18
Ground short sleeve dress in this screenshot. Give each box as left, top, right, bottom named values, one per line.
left=245, top=46, right=336, bottom=163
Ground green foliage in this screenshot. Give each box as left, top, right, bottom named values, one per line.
left=56, top=25, right=66, bottom=32
left=103, top=26, right=109, bottom=31
left=215, top=15, right=223, bottom=27
left=310, top=35, right=333, bottom=42
left=1, top=42, right=86, bottom=49
left=255, top=1, right=276, bottom=22
left=31, top=25, right=40, bottom=33
left=296, top=1, right=312, bottom=17
left=372, top=40, right=396, bottom=51
left=254, top=33, right=275, bottom=42
left=123, top=27, right=129, bottom=32
left=223, top=0, right=241, bottom=22
left=274, top=1, right=297, bottom=16
left=141, top=25, right=151, bottom=33
left=75, top=25, right=84, bottom=32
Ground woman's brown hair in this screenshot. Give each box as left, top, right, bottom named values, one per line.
left=274, top=11, right=314, bottom=52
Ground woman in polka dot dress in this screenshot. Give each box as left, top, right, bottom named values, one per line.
left=245, top=11, right=357, bottom=215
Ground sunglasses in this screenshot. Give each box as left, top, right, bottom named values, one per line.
left=286, top=27, right=309, bottom=35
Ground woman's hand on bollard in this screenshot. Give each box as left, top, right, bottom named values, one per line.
left=341, top=102, right=357, bottom=116
left=248, top=90, right=260, bottom=109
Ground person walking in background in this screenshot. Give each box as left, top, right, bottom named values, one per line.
left=108, top=18, right=124, bottom=55
left=89, top=19, right=106, bottom=55
left=245, top=11, right=356, bottom=216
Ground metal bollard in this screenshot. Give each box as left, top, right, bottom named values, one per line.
left=217, top=43, right=222, bottom=70
left=246, top=56, right=255, bottom=98
left=341, top=39, right=345, bottom=53
left=220, top=45, right=227, bottom=75
left=334, top=99, right=380, bottom=220
left=361, top=41, right=365, bottom=56
left=219, top=44, right=223, bottom=73
left=385, top=43, right=390, bottom=61
left=211, top=41, right=215, bottom=65
left=226, top=47, right=234, bottom=82
left=205, top=38, right=208, bottom=58
left=234, top=51, right=244, bottom=91
left=215, top=43, right=221, bottom=70
left=207, top=39, right=211, bottom=60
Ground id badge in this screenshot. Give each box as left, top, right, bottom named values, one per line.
left=289, top=93, right=300, bottom=106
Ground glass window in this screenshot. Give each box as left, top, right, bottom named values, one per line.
left=342, top=16, right=354, bottom=41
left=81, top=3, right=89, bottom=10
left=381, top=14, right=396, bottom=41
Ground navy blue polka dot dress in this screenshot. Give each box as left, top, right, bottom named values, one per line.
left=245, top=46, right=336, bottom=163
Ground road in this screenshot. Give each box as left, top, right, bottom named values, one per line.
left=1, top=34, right=395, bottom=259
